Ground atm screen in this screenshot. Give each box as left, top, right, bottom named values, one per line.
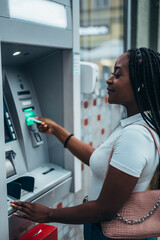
left=24, top=108, right=35, bottom=126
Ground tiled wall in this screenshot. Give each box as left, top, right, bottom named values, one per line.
left=50, top=193, right=84, bottom=240
left=81, top=93, right=125, bottom=148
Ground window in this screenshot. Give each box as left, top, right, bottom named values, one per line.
left=95, top=0, right=110, bottom=9
left=80, top=0, right=124, bottom=147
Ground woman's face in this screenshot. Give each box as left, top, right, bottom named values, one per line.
left=106, top=52, right=136, bottom=109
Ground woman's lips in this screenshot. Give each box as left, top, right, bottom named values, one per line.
left=107, top=88, right=115, bottom=94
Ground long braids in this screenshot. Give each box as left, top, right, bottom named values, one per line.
left=128, top=47, right=160, bottom=188
left=128, top=47, right=160, bottom=136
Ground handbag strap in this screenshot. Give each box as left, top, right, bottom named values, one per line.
left=138, top=124, right=160, bottom=156
left=106, top=123, right=160, bottom=175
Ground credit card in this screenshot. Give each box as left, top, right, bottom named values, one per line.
left=27, top=117, right=43, bottom=124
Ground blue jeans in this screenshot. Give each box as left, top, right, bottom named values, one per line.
left=84, top=223, right=157, bottom=240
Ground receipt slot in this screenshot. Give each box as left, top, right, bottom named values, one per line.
left=5, top=150, right=16, bottom=178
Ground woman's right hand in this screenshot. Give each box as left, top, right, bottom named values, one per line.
left=36, top=117, right=57, bottom=135
left=35, top=118, right=94, bottom=166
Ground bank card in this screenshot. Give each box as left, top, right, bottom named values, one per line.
left=27, top=117, right=43, bottom=124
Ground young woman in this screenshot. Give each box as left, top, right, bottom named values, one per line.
left=11, top=48, right=160, bottom=240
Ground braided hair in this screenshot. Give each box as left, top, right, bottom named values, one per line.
left=128, top=47, right=160, bottom=188
left=128, top=47, right=160, bottom=137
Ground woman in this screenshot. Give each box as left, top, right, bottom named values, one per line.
left=10, top=48, right=160, bottom=240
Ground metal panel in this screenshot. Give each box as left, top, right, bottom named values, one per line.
left=4, top=67, right=50, bottom=172
left=63, top=49, right=75, bottom=178
left=34, top=177, right=72, bottom=205
left=1, top=42, right=54, bottom=66
left=53, top=0, right=71, bottom=6
left=66, top=5, right=72, bottom=30
left=28, top=50, right=65, bottom=167
left=71, top=0, right=81, bottom=192
left=0, top=17, right=72, bottom=48
left=0, top=0, right=9, bottom=18
left=0, top=42, right=9, bottom=240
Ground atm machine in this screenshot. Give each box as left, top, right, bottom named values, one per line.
left=0, top=1, right=81, bottom=239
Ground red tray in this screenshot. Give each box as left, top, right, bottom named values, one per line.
left=18, top=223, right=57, bottom=240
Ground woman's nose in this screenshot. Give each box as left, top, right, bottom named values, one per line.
left=106, top=75, right=113, bottom=84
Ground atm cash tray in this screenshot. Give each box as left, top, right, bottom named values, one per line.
left=7, top=163, right=72, bottom=215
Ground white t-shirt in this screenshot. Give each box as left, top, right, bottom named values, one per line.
left=88, top=113, right=160, bottom=201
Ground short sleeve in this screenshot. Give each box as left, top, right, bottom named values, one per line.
left=110, top=127, right=150, bottom=177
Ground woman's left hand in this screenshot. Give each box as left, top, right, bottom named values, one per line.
left=10, top=200, right=51, bottom=223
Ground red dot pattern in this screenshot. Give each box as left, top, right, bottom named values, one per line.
left=84, top=101, right=88, bottom=108
left=84, top=118, right=88, bottom=126
left=97, top=114, right=101, bottom=121
left=81, top=163, right=84, bottom=171
left=101, top=128, right=105, bottom=135
left=105, top=97, right=108, bottom=103
left=81, top=96, right=123, bottom=149
left=93, top=99, right=97, bottom=106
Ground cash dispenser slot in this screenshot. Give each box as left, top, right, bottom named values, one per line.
left=7, top=176, right=35, bottom=199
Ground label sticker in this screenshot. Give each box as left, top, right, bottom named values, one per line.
left=73, top=52, right=80, bottom=75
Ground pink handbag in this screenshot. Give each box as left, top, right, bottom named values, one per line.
left=101, top=124, right=160, bottom=239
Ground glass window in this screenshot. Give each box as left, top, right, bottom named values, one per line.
left=80, top=0, right=125, bottom=147
left=95, top=0, right=110, bottom=9
left=131, top=0, right=160, bottom=51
